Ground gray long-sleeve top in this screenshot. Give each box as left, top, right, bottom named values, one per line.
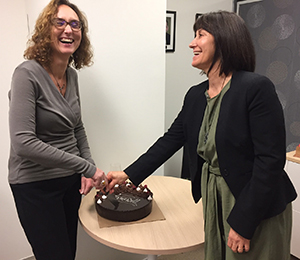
left=8, top=60, right=96, bottom=184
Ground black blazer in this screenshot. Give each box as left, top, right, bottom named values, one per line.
left=125, top=70, right=297, bottom=239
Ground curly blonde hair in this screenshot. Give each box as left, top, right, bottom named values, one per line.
left=24, top=0, right=93, bottom=69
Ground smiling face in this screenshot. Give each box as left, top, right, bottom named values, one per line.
left=189, top=29, right=216, bottom=73
left=50, top=4, right=82, bottom=60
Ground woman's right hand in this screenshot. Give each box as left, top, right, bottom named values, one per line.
left=92, top=168, right=108, bottom=190
left=106, top=171, right=129, bottom=193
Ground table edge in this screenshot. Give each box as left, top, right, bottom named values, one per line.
left=287, top=151, right=300, bottom=164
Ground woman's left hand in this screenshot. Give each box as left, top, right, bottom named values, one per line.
left=227, top=228, right=250, bottom=253
left=79, top=176, right=94, bottom=195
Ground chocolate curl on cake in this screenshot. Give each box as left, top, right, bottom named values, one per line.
left=294, top=144, right=300, bottom=158
left=114, top=182, right=153, bottom=200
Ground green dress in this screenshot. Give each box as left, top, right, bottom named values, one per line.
left=197, top=80, right=292, bottom=260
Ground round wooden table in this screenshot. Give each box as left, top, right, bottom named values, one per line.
left=79, top=175, right=204, bottom=259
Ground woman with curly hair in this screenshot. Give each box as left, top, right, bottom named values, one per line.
left=8, top=1, right=107, bottom=259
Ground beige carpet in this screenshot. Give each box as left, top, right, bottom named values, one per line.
left=22, top=244, right=300, bottom=260
left=157, top=244, right=204, bottom=260
left=157, top=244, right=300, bottom=260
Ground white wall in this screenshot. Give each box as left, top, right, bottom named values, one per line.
left=74, top=0, right=166, bottom=175
left=0, top=0, right=34, bottom=259
left=164, top=0, right=233, bottom=178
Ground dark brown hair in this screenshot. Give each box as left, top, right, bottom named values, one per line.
left=193, top=11, right=255, bottom=76
left=24, top=0, right=93, bottom=69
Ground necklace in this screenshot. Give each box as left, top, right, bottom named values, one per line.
left=203, top=76, right=228, bottom=144
left=48, top=67, right=66, bottom=95
left=207, top=75, right=227, bottom=98
left=56, top=80, right=65, bottom=94
left=221, top=76, right=227, bottom=90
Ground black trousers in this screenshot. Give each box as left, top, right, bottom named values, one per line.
left=10, top=173, right=81, bottom=260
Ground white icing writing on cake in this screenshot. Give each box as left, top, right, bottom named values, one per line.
left=115, top=194, right=141, bottom=207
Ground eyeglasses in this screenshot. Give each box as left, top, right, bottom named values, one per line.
left=52, top=18, right=82, bottom=31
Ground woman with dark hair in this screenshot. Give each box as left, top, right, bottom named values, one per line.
left=107, top=11, right=297, bottom=259
left=9, top=0, right=107, bottom=259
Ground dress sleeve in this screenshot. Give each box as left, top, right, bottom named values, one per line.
left=74, top=118, right=95, bottom=166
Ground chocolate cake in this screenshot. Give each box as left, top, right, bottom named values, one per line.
left=95, top=182, right=153, bottom=222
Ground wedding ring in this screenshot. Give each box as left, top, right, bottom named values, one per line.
left=101, top=180, right=106, bottom=186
